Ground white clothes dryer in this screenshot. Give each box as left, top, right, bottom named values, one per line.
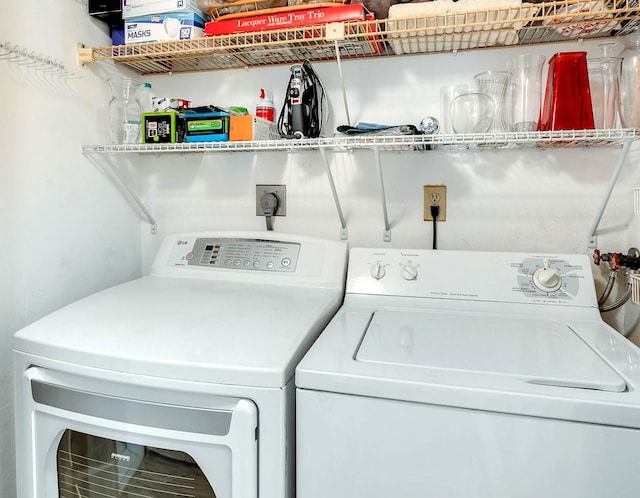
left=296, top=248, right=640, bottom=498
left=14, top=231, right=347, bottom=498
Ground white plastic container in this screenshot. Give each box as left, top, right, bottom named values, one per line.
left=256, top=89, right=275, bottom=123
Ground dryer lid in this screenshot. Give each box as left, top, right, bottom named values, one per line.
left=355, top=310, right=626, bottom=392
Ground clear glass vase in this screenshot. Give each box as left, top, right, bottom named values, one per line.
left=474, top=71, right=511, bottom=134
left=509, top=54, right=546, bottom=132
left=618, top=30, right=640, bottom=128
left=588, top=42, right=622, bottom=129
left=107, top=77, right=144, bottom=144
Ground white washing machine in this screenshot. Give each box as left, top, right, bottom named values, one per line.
left=296, top=248, right=640, bottom=498
left=14, top=231, right=347, bottom=498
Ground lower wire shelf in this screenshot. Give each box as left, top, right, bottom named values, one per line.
left=82, top=129, right=638, bottom=154
left=82, top=128, right=638, bottom=243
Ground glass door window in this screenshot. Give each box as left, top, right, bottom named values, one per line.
left=57, top=430, right=216, bottom=497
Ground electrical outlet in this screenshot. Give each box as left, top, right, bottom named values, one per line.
left=423, top=185, right=446, bottom=221
left=256, top=184, right=286, bottom=216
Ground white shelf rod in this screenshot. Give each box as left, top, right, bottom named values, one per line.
left=587, top=137, right=634, bottom=248
left=319, top=148, right=348, bottom=240
left=373, top=146, right=391, bottom=242
left=333, top=39, right=351, bottom=127
left=85, top=152, right=158, bottom=234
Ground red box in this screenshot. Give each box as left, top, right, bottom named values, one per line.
left=204, top=4, right=367, bottom=36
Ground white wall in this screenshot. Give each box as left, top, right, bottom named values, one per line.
left=2, top=3, right=640, bottom=498
left=139, top=41, right=640, bottom=330
left=0, top=3, right=142, bottom=497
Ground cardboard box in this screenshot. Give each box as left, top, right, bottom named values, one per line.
left=205, top=4, right=366, bottom=36
left=229, top=115, right=279, bottom=141
left=122, top=0, right=203, bottom=19
left=125, top=12, right=205, bottom=44
left=184, top=111, right=230, bottom=142
left=143, top=112, right=185, bottom=143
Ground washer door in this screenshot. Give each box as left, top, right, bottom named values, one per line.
left=19, top=367, right=257, bottom=498
left=356, top=310, right=626, bottom=391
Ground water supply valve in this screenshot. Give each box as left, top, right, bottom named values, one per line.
left=593, top=249, right=640, bottom=271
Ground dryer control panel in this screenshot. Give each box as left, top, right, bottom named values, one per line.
left=347, top=249, right=597, bottom=307
left=150, top=231, right=348, bottom=288
left=171, top=237, right=300, bottom=272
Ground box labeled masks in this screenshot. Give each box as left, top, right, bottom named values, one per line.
left=125, top=12, right=205, bottom=44
left=122, top=0, right=203, bottom=19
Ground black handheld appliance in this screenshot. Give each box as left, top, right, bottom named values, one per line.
left=278, top=60, right=326, bottom=139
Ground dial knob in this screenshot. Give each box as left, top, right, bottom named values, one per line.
left=533, top=267, right=562, bottom=292
left=370, top=262, right=386, bottom=280
left=401, top=263, right=418, bottom=281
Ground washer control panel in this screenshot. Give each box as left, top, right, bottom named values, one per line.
left=347, top=249, right=597, bottom=307
left=516, top=257, right=582, bottom=300
left=170, top=237, right=300, bottom=272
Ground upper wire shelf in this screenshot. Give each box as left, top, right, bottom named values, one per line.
left=77, top=0, right=640, bottom=74
left=82, top=128, right=638, bottom=154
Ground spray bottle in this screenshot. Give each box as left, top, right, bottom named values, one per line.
left=256, top=88, right=275, bottom=122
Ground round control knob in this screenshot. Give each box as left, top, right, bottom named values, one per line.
left=401, top=263, right=418, bottom=281
left=533, top=267, right=562, bottom=292
left=370, top=262, right=386, bottom=280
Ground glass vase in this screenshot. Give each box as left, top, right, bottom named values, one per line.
left=474, top=71, right=511, bottom=134
left=509, top=54, right=546, bottom=132
left=107, top=77, right=144, bottom=144
left=618, top=30, right=640, bottom=128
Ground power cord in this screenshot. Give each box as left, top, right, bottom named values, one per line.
left=260, top=193, right=279, bottom=231
left=430, top=205, right=440, bottom=250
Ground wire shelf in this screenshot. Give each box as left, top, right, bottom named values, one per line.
left=83, top=128, right=638, bottom=154
left=78, top=0, right=640, bottom=74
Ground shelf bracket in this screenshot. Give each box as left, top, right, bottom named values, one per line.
left=326, top=23, right=351, bottom=127
left=587, top=137, right=634, bottom=249
left=373, top=146, right=391, bottom=242
left=320, top=148, right=348, bottom=240
left=84, top=151, right=158, bottom=234
left=76, top=42, right=93, bottom=68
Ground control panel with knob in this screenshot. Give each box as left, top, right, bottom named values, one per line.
left=347, top=249, right=596, bottom=307
left=400, top=263, right=418, bottom=281
left=532, top=267, right=563, bottom=292
left=370, top=262, right=387, bottom=280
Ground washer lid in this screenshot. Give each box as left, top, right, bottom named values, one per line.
left=355, top=310, right=626, bottom=392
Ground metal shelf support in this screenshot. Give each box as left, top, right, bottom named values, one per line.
left=587, top=137, right=635, bottom=249
left=373, top=146, right=391, bottom=242
left=84, top=151, right=158, bottom=234
left=319, top=148, right=349, bottom=240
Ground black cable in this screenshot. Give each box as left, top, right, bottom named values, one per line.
left=260, top=193, right=279, bottom=231
left=430, top=205, right=440, bottom=250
